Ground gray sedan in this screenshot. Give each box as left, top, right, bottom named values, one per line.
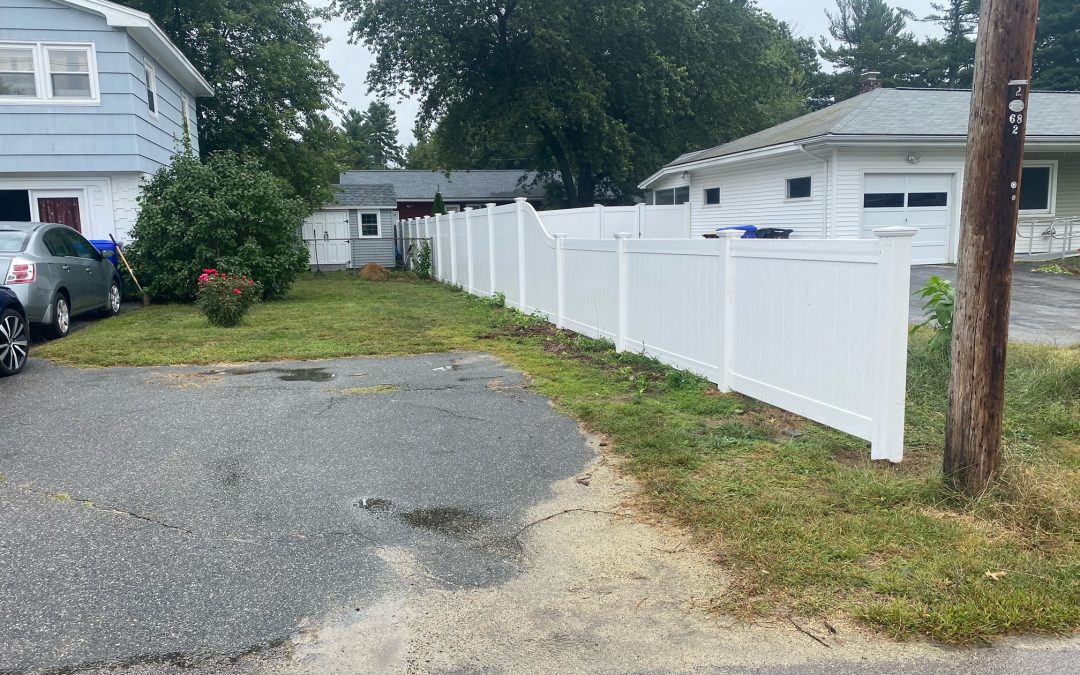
left=0, top=222, right=122, bottom=338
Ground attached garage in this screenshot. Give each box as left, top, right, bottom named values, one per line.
left=861, top=173, right=955, bottom=265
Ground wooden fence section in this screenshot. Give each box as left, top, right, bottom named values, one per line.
left=400, top=199, right=916, bottom=462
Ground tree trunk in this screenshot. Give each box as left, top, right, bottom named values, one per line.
left=945, top=0, right=1040, bottom=494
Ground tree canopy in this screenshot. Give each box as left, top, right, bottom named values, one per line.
left=342, top=101, right=406, bottom=169
left=119, top=0, right=343, bottom=206
left=817, top=0, right=920, bottom=99
left=337, top=0, right=811, bottom=207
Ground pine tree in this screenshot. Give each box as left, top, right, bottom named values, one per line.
left=432, top=191, right=447, bottom=215
left=919, top=0, right=980, bottom=88
left=818, top=0, right=920, bottom=101
left=1033, top=0, right=1080, bottom=91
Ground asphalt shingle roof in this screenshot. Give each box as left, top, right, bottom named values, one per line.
left=667, top=88, right=1080, bottom=167
left=330, top=184, right=397, bottom=207
left=338, top=170, right=542, bottom=201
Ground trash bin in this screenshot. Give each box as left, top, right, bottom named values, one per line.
left=90, top=239, right=120, bottom=269
left=756, top=228, right=794, bottom=239
left=716, top=225, right=758, bottom=239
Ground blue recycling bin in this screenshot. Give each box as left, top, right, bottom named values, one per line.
left=90, top=239, right=120, bottom=269
left=716, top=225, right=758, bottom=239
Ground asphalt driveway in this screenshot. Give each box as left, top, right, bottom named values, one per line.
left=910, top=264, right=1079, bottom=345
left=0, top=353, right=590, bottom=672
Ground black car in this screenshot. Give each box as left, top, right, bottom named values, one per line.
left=0, top=286, right=29, bottom=376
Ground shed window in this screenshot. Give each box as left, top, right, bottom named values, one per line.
left=786, top=177, right=812, bottom=199
left=653, top=186, right=690, bottom=205
left=704, top=187, right=721, bottom=206
left=144, top=62, right=158, bottom=116
left=360, top=213, right=379, bottom=237
left=46, top=47, right=92, bottom=98
left=1019, top=166, right=1052, bottom=212
left=0, top=46, right=37, bottom=97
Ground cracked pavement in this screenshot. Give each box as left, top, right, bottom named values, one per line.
left=0, top=353, right=591, bottom=673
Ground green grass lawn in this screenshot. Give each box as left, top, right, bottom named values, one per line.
left=37, top=273, right=1080, bottom=644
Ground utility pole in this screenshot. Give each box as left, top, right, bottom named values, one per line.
left=945, top=0, right=1040, bottom=493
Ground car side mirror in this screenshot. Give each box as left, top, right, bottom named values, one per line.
left=92, top=250, right=104, bottom=261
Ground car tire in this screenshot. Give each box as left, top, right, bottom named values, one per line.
left=101, top=279, right=122, bottom=318
left=0, top=308, right=29, bottom=376
left=48, top=292, right=71, bottom=339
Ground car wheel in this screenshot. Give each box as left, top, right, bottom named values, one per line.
left=48, top=293, right=71, bottom=339
left=0, top=308, right=29, bottom=376
left=102, top=280, right=121, bottom=317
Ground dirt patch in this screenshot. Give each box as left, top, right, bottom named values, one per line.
left=336, top=385, right=399, bottom=395
left=358, top=263, right=390, bottom=281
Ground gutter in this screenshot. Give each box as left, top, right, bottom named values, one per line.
left=797, top=144, right=832, bottom=238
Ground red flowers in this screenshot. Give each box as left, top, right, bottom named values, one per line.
left=195, top=268, right=260, bottom=326
left=232, top=288, right=242, bottom=295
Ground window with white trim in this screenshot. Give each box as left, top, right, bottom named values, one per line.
left=1019, top=164, right=1055, bottom=214
left=144, top=62, right=158, bottom=116
left=653, top=186, right=690, bottom=205
left=703, top=187, right=720, bottom=206
left=360, top=212, right=379, bottom=237
left=786, top=176, right=812, bottom=199
left=0, top=42, right=97, bottom=103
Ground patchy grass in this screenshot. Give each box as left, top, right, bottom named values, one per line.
left=36, top=272, right=1080, bottom=643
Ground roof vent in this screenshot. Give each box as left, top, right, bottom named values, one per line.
left=860, top=71, right=884, bottom=94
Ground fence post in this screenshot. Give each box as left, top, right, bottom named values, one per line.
left=448, top=212, right=458, bottom=287
left=434, top=213, right=443, bottom=281
left=554, top=233, right=569, bottom=329
left=614, top=232, right=633, bottom=352
left=716, top=230, right=742, bottom=391
left=486, top=203, right=497, bottom=295
left=594, top=203, right=604, bottom=238
left=465, top=207, right=475, bottom=294
left=515, top=197, right=528, bottom=312
left=683, top=201, right=693, bottom=237
left=636, top=203, right=646, bottom=239
left=423, top=216, right=431, bottom=276
left=871, top=226, right=917, bottom=463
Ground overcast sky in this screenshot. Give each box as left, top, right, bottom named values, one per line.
left=316, top=0, right=946, bottom=147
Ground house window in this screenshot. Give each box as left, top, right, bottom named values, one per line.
left=653, top=186, right=690, bottom=205
left=360, top=213, right=379, bottom=237
left=144, top=62, right=158, bottom=116
left=786, top=176, right=812, bottom=199
left=703, top=187, right=721, bottom=206
left=0, top=46, right=37, bottom=97
left=0, top=42, right=97, bottom=103
left=1019, top=165, right=1053, bottom=213
left=45, top=47, right=92, bottom=98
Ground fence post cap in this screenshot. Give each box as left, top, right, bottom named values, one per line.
left=485, top=202, right=497, bottom=208
left=553, top=232, right=570, bottom=239
left=716, top=230, right=743, bottom=239
left=514, top=197, right=528, bottom=203
left=613, top=232, right=634, bottom=239
left=873, top=226, right=918, bottom=238
left=464, top=206, right=473, bottom=211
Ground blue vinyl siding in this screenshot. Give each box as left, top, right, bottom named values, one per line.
left=0, top=0, right=202, bottom=174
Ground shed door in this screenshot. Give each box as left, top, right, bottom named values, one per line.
left=304, top=210, right=350, bottom=265
left=862, top=174, right=953, bottom=264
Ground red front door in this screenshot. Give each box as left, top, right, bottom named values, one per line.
left=37, top=197, right=82, bottom=233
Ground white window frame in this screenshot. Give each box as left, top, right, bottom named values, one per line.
left=652, top=185, right=690, bottom=205
left=143, top=60, right=158, bottom=117
left=703, top=186, right=721, bottom=207
left=1018, top=160, right=1057, bottom=216
left=785, top=176, right=813, bottom=201
left=358, top=211, right=381, bottom=238
left=0, top=41, right=99, bottom=105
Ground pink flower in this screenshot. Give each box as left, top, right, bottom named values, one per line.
left=232, top=288, right=242, bottom=295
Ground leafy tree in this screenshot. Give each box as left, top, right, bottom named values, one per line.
left=818, top=0, right=921, bottom=101
left=917, top=0, right=980, bottom=88
left=342, top=101, right=406, bottom=169
left=404, top=133, right=441, bottom=170
left=1032, top=0, right=1080, bottom=91
left=128, top=150, right=310, bottom=302
left=338, top=0, right=809, bottom=207
left=432, top=191, right=447, bottom=215
left=119, top=0, right=343, bottom=206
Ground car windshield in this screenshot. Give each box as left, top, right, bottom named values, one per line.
left=0, top=230, right=28, bottom=253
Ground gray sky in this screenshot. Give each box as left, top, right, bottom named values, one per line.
left=316, top=0, right=946, bottom=147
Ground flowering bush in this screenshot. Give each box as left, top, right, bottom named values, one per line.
left=195, top=269, right=260, bottom=327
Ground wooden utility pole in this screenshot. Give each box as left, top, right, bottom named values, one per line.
left=945, top=0, right=1040, bottom=494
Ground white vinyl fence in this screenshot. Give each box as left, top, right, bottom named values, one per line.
left=400, top=199, right=916, bottom=462
left=536, top=203, right=692, bottom=239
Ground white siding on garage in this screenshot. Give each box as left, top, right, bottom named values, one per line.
left=680, top=153, right=828, bottom=238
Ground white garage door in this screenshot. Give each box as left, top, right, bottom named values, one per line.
left=862, top=174, right=953, bottom=264
left=303, top=210, right=351, bottom=265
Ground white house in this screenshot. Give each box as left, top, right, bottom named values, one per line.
left=0, top=0, right=213, bottom=242
left=639, top=86, right=1080, bottom=264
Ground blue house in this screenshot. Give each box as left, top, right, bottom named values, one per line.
left=0, top=0, right=213, bottom=242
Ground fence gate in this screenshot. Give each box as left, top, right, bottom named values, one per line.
left=304, top=209, right=351, bottom=265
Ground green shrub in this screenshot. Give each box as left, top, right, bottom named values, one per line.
left=414, top=241, right=432, bottom=278
left=195, top=268, right=260, bottom=327
left=912, top=275, right=955, bottom=354
left=128, top=149, right=310, bottom=302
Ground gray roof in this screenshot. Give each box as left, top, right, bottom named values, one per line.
left=330, top=184, right=397, bottom=207
left=339, top=170, right=542, bottom=201
left=667, top=88, right=1080, bottom=167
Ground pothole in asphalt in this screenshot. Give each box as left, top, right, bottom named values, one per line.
left=222, top=367, right=335, bottom=382
left=355, top=497, right=394, bottom=513
left=399, top=507, right=490, bottom=539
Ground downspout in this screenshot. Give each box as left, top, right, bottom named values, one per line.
left=798, top=145, right=831, bottom=238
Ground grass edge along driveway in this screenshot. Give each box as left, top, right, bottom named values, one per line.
left=36, top=273, right=1080, bottom=644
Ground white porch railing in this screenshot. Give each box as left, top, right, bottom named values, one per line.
left=1016, top=216, right=1079, bottom=259
left=400, top=199, right=916, bottom=462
